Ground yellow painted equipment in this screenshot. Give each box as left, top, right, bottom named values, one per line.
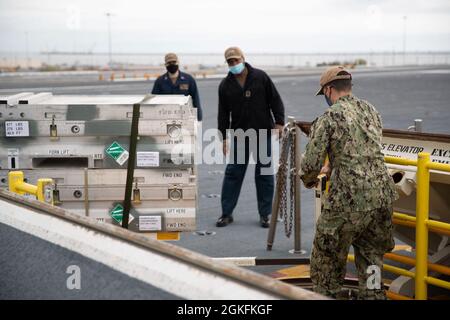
left=8, top=171, right=54, bottom=205
left=385, top=152, right=450, bottom=300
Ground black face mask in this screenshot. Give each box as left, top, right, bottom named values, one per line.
left=166, top=64, right=179, bottom=74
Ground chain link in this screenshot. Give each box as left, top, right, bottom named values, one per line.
left=276, top=125, right=296, bottom=238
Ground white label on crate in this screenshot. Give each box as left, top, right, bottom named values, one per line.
left=139, top=215, right=162, bottom=231
left=137, top=152, right=159, bottom=167
left=115, top=150, right=129, bottom=166
left=166, top=222, right=189, bottom=230
left=166, top=208, right=191, bottom=214
left=7, top=148, right=19, bottom=156
left=5, top=121, right=29, bottom=137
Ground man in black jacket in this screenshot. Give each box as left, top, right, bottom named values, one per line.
left=217, top=47, right=285, bottom=228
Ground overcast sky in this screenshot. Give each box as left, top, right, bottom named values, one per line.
left=1, top=0, right=449, bottom=53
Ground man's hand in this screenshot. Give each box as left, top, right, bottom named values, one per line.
left=222, top=140, right=228, bottom=155
left=275, top=124, right=284, bottom=139
left=319, top=161, right=332, bottom=179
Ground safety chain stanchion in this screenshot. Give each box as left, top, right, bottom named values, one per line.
left=267, top=117, right=306, bottom=254
left=266, top=122, right=289, bottom=250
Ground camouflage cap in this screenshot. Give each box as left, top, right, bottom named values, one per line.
left=316, top=66, right=352, bottom=95
left=224, top=47, right=244, bottom=62
left=164, top=53, right=179, bottom=65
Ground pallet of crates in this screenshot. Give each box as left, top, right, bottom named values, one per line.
left=0, top=93, right=198, bottom=235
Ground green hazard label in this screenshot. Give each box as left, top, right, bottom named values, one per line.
left=110, top=203, right=124, bottom=223
left=109, top=203, right=134, bottom=224
left=106, top=141, right=129, bottom=165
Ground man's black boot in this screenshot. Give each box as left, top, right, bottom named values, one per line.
left=216, top=215, right=234, bottom=227
left=260, top=216, right=270, bottom=228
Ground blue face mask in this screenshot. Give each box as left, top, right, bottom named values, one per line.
left=229, top=62, right=245, bottom=75
left=324, top=87, right=333, bottom=106
left=324, top=94, right=333, bottom=106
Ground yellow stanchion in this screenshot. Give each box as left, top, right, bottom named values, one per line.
left=415, top=152, right=430, bottom=300
left=8, top=171, right=53, bottom=204
left=387, top=154, right=450, bottom=299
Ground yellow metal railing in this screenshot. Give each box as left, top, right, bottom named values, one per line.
left=6, top=171, right=180, bottom=241
left=8, top=171, right=54, bottom=205
left=384, top=152, right=450, bottom=300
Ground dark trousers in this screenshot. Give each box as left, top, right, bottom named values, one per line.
left=221, top=133, right=274, bottom=217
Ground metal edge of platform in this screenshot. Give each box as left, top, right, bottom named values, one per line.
left=0, top=189, right=326, bottom=300
left=295, top=121, right=450, bottom=143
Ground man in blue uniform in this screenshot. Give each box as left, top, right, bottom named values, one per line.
left=151, top=53, right=202, bottom=121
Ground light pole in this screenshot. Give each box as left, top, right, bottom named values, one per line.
left=106, top=12, right=112, bottom=67
left=25, top=31, right=29, bottom=69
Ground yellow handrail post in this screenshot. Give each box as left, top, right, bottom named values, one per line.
left=415, top=152, right=430, bottom=300
left=8, top=171, right=23, bottom=194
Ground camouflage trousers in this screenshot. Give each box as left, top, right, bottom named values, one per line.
left=310, top=207, right=395, bottom=300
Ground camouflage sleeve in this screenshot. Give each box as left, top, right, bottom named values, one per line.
left=366, top=101, right=383, bottom=130
left=375, top=110, right=383, bottom=130
left=300, top=115, right=331, bottom=188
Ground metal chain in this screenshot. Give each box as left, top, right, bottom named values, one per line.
left=276, top=125, right=295, bottom=238
left=287, top=129, right=296, bottom=238
left=276, top=126, right=290, bottom=235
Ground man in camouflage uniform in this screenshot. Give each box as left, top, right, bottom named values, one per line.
left=300, top=66, right=399, bottom=299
